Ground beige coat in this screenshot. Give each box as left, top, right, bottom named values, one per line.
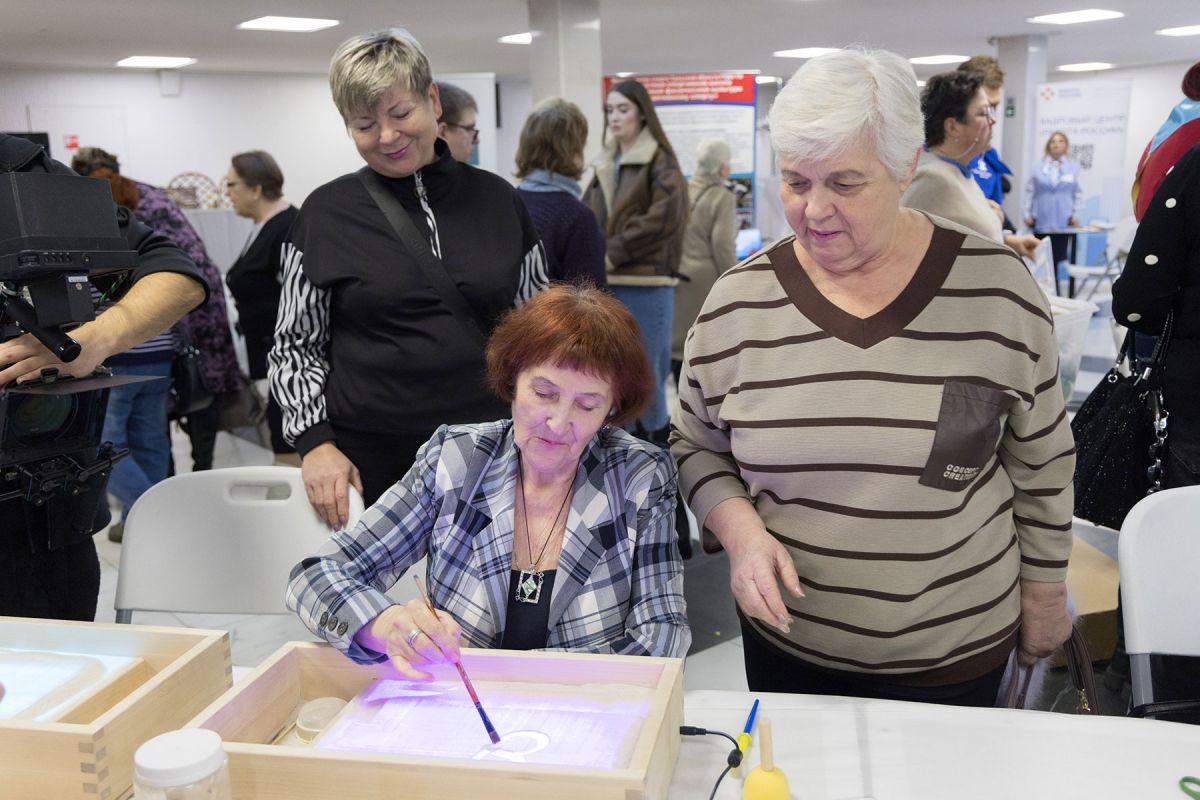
left=671, top=176, right=737, bottom=360
left=901, top=150, right=1004, bottom=243
left=583, top=128, right=688, bottom=285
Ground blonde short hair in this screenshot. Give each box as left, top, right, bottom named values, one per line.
left=329, top=28, right=432, bottom=122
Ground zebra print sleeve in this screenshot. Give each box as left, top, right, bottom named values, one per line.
left=514, top=240, right=550, bottom=306
left=268, top=241, right=333, bottom=452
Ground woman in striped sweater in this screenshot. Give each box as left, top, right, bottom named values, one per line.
left=671, top=49, right=1075, bottom=706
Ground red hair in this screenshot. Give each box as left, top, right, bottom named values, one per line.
left=487, top=284, right=651, bottom=425
left=89, top=167, right=140, bottom=211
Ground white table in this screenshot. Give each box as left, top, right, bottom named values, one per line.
left=671, top=690, right=1200, bottom=799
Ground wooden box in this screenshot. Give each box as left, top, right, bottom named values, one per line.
left=189, top=642, right=684, bottom=800
left=0, top=617, right=232, bottom=800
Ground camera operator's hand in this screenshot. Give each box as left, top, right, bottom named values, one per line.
left=0, top=329, right=105, bottom=385
left=0, top=272, right=203, bottom=385
left=302, top=441, right=364, bottom=530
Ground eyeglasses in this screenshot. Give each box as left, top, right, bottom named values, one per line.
left=445, top=122, right=480, bottom=144
left=972, top=106, right=997, bottom=123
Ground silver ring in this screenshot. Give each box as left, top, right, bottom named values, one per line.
left=405, top=627, right=421, bottom=648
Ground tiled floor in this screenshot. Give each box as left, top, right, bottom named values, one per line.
left=95, top=302, right=1128, bottom=709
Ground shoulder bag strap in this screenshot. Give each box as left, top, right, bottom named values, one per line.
left=689, top=183, right=716, bottom=213
left=356, top=167, right=489, bottom=346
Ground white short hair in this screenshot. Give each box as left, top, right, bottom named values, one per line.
left=768, top=48, right=923, bottom=181
left=694, top=138, right=731, bottom=178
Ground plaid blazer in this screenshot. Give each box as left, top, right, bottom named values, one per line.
left=286, top=421, right=691, bottom=662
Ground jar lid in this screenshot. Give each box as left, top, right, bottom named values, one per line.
left=296, top=696, right=347, bottom=742
left=134, top=729, right=225, bottom=788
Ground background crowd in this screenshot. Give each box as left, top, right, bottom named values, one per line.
left=15, top=25, right=1196, bottom=711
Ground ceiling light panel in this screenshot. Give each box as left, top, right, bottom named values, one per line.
left=236, top=17, right=339, bottom=32
left=773, top=47, right=840, bottom=59
left=909, top=54, right=969, bottom=65
left=116, top=56, right=197, bottom=68
left=1027, top=9, right=1124, bottom=24
left=498, top=32, right=533, bottom=45
left=1155, top=24, right=1200, bottom=37
left=1057, top=62, right=1115, bottom=71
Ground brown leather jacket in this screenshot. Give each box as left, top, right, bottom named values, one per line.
left=583, top=128, right=687, bottom=282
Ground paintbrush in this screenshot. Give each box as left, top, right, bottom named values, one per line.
left=412, top=575, right=501, bottom=744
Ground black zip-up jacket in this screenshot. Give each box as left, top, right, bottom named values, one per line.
left=269, top=139, right=548, bottom=456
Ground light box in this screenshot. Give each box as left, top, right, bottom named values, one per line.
left=188, top=642, right=684, bottom=800
left=0, top=617, right=232, bottom=800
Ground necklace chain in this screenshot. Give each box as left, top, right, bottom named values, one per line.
left=518, top=457, right=572, bottom=572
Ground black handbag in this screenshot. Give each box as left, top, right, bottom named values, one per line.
left=1071, top=313, right=1173, bottom=529
left=168, top=326, right=216, bottom=420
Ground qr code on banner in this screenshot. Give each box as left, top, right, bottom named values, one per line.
left=1070, top=144, right=1094, bottom=170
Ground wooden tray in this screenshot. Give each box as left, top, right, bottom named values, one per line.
left=0, top=617, right=232, bottom=800
left=189, top=642, right=683, bottom=800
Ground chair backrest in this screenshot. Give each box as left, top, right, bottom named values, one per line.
left=1119, top=486, right=1200, bottom=657
left=115, top=467, right=364, bottom=621
left=1118, top=486, right=1200, bottom=716
left=1111, top=215, right=1139, bottom=259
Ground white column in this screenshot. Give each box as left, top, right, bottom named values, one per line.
left=528, top=0, right=604, bottom=160
left=997, top=34, right=1048, bottom=226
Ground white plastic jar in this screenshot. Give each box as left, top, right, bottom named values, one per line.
left=133, top=728, right=232, bottom=800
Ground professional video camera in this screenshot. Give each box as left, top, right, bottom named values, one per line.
left=0, top=171, right=145, bottom=517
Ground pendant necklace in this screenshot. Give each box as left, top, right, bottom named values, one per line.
left=515, top=457, right=572, bottom=605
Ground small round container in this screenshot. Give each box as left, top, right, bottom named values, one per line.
left=295, top=696, right=347, bottom=743
left=133, top=728, right=231, bottom=800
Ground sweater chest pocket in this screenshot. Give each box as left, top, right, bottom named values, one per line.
left=919, top=380, right=1015, bottom=492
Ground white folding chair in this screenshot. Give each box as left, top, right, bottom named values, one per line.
left=1066, top=216, right=1138, bottom=301
left=1118, top=486, right=1200, bottom=720
left=114, top=466, right=363, bottom=623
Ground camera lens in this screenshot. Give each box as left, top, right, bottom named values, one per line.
left=10, top=394, right=77, bottom=443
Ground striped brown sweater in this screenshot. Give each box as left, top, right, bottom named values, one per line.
left=671, top=219, right=1075, bottom=683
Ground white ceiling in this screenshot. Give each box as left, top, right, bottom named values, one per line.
left=1, top=0, right=1196, bottom=82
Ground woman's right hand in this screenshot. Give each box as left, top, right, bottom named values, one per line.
left=301, top=441, right=364, bottom=529
left=708, top=498, right=804, bottom=634
left=1023, top=216, right=1035, bottom=229
left=1005, top=233, right=1040, bottom=260
left=356, top=601, right=464, bottom=681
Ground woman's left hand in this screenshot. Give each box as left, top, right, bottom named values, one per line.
left=1067, top=216, right=1079, bottom=228
left=1017, top=579, right=1071, bottom=666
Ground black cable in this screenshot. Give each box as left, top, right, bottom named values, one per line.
left=680, top=725, right=743, bottom=798
left=708, top=764, right=733, bottom=800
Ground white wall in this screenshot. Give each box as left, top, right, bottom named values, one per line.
left=0, top=67, right=525, bottom=203
left=4, top=59, right=1190, bottom=220
left=1041, top=59, right=1194, bottom=221
left=495, top=79, right=533, bottom=185
left=0, top=67, right=361, bottom=204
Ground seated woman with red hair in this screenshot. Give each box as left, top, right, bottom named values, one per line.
left=287, top=285, right=691, bottom=676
